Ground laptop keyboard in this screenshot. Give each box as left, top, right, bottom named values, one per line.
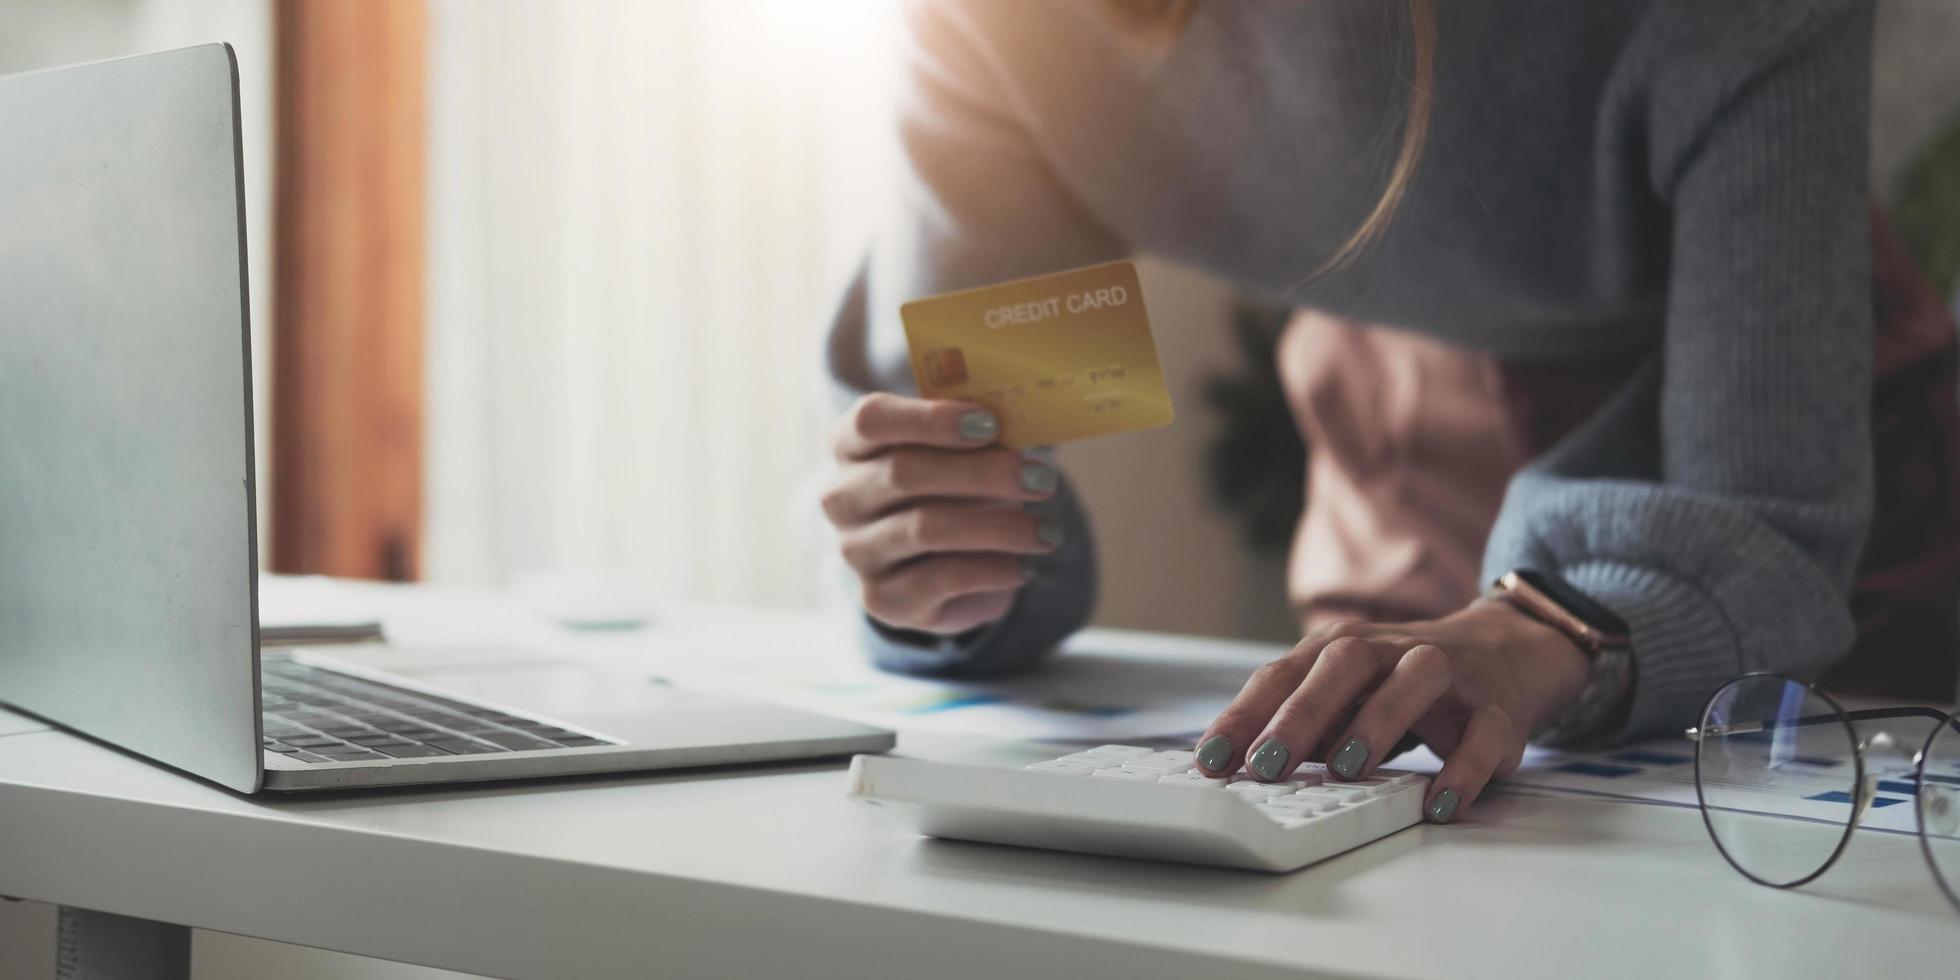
left=260, top=657, right=614, bottom=765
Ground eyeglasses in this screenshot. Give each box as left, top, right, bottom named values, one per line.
left=1685, top=673, right=1960, bottom=912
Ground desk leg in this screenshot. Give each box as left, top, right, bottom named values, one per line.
left=54, top=906, right=190, bottom=980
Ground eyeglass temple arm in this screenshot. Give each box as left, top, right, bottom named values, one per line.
left=1683, top=706, right=1957, bottom=741
left=1842, top=706, right=1956, bottom=726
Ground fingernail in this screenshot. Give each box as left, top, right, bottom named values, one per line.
left=1036, top=520, right=1065, bottom=548
left=1426, top=789, right=1460, bottom=824
left=1020, top=462, right=1059, bottom=495
left=1019, top=556, right=1039, bottom=581
left=1196, top=734, right=1232, bottom=773
left=1248, top=738, right=1290, bottom=781
left=1329, top=736, right=1369, bottom=780
left=958, top=411, right=999, bottom=442
left=1927, top=785, right=1958, bottom=835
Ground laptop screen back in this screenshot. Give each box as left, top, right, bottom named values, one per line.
left=0, top=44, right=261, bottom=792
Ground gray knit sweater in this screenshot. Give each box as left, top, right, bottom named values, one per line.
left=823, top=0, right=1876, bottom=741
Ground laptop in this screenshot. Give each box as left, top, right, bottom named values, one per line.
left=0, top=44, right=894, bottom=793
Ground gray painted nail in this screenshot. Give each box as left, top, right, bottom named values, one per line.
left=1330, top=736, right=1369, bottom=780
left=958, top=411, right=999, bottom=442
left=1196, top=735, right=1232, bottom=773
left=1020, top=462, right=1059, bottom=495
left=1248, top=738, right=1290, bottom=781
left=1019, top=557, right=1040, bottom=581
left=1427, top=789, right=1461, bottom=824
left=1037, top=520, right=1065, bottom=548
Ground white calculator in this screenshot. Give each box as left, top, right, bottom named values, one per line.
left=847, top=744, right=1430, bottom=872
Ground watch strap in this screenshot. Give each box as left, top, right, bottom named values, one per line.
left=1490, top=570, right=1634, bottom=746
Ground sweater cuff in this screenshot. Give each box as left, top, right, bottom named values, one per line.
left=861, top=610, right=1014, bottom=676
left=858, top=595, right=1079, bottom=679
left=1559, top=560, right=1740, bottom=741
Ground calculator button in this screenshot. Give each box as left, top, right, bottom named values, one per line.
left=1158, top=772, right=1228, bottom=787
left=1228, top=783, right=1289, bottom=799
left=1027, top=761, right=1097, bottom=775
left=1299, top=785, right=1368, bottom=803
left=1091, top=767, right=1165, bottom=781
left=1080, top=745, right=1152, bottom=760
left=1262, top=794, right=1333, bottom=813
left=1123, top=753, right=1194, bottom=771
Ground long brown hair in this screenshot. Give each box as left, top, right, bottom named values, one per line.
left=1105, top=0, right=1437, bottom=279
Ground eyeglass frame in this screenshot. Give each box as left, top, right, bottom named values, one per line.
left=1682, top=671, right=1960, bottom=910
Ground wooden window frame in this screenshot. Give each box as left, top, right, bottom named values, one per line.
left=270, top=0, right=427, bottom=580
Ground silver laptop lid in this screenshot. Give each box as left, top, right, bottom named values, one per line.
left=0, top=44, right=261, bottom=792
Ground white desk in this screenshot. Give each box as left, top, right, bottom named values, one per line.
left=1, top=588, right=1954, bottom=979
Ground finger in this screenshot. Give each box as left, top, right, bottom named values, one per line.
left=832, top=393, right=999, bottom=461
left=859, top=554, right=1029, bottom=630
left=839, top=504, right=1060, bottom=575
left=926, top=590, right=1019, bottom=635
left=1193, top=654, right=1315, bottom=776
left=1192, top=622, right=1375, bottom=777
left=1425, top=703, right=1523, bottom=824
left=1246, top=636, right=1391, bottom=781
left=824, top=448, right=1056, bottom=527
left=1325, top=644, right=1452, bottom=781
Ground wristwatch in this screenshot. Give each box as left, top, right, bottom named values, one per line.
left=1488, top=569, right=1634, bottom=746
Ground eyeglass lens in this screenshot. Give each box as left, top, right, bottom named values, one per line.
left=1696, top=676, right=1859, bottom=887
left=1920, top=712, right=1960, bottom=909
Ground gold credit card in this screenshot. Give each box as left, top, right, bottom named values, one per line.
left=901, top=260, right=1174, bottom=450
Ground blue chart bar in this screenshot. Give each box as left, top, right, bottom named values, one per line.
left=1806, top=790, right=1908, bottom=808
left=1611, top=750, right=1691, bottom=767
left=904, top=693, right=1007, bottom=715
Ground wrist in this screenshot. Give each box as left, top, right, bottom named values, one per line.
left=1469, top=595, right=1593, bottom=725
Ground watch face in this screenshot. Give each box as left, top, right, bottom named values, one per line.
left=1512, top=569, right=1630, bottom=636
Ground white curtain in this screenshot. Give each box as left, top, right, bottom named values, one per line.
left=424, top=0, right=900, bottom=608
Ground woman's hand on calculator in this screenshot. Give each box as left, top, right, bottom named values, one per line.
left=823, top=393, right=1063, bottom=635
left=1193, top=601, right=1590, bottom=823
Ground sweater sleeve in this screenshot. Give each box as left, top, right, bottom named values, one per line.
left=1481, top=0, right=1877, bottom=741
left=822, top=0, right=1124, bottom=677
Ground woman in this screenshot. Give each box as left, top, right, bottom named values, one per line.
left=820, top=0, right=1960, bottom=823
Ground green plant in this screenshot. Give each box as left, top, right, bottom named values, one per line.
left=1896, top=113, right=1960, bottom=301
